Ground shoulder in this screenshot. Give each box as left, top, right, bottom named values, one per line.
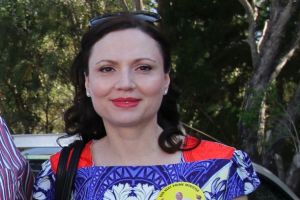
left=33, top=160, right=55, bottom=200
left=0, top=116, right=31, bottom=172
left=183, top=137, right=236, bottom=162
left=0, top=116, right=5, bottom=125
left=0, top=116, right=10, bottom=139
left=227, top=150, right=261, bottom=196
left=50, top=141, right=93, bottom=174
left=0, top=117, right=17, bottom=150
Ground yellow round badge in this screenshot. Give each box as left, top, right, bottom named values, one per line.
left=157, top=182, right=205, bottom=200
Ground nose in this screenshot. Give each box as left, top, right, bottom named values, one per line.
left=114, top=69, right=136, bottom=90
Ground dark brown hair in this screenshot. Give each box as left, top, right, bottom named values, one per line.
left=64, top=14, right=186, bottom=153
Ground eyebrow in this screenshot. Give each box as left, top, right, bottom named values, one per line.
left=95, top=59, right=118, bottom=66
left=95, top=58, right=158, bottom=66
left=134, top=58, right=157, bottom=63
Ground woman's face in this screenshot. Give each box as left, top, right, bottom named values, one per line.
left=85, top=28, right=170, bottom=128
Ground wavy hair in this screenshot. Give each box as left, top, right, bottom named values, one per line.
left=64, top=14, right=193, bottom=153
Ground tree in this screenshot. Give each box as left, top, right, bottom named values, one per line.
left=237, top=0, right=300, bottom=190
left=158, top=0, right=253, bottom=144
left=1, top=0, right=299, bottom=193
left=0, top=0, right=83, bottom=133
left=158, top=0, right=300, bottom=193
left=0, top=0, right=129, bottom=133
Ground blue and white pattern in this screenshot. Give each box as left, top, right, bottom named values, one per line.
left=103, top=183, right=159, bottom=200
left=33, top=161, right=55, bottom=199
left=33, top=149, right=260, bottom=200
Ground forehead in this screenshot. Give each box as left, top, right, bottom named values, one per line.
left=89, top=28, right=162, bottom=61
left=97, top=28, right=156, bottom=44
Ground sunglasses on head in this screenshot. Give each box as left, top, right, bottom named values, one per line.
left=88, top=11, right=161, bottom=27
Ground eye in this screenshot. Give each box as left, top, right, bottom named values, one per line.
left=137, top=65, right=152, bottom=71
left=99, top=66, right=115, bottom=73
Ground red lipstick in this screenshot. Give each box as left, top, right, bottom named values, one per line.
left=111, top=97, right=141, bottom=108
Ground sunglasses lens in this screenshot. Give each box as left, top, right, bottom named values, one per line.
left=89, top=12, right=161, bottom=27
left=89, top=18, right=107, bottom=27
left=134, top=13, right=160, bottom=22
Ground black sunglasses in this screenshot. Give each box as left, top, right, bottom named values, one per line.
left=89, top=11, right=161, bottom=27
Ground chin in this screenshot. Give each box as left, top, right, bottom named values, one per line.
left=109, top=116, right=155, bottom=128
left=110, top=121, right=142, bottom=128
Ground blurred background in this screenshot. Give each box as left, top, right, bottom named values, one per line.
left=0, top=0, right=299, bottom=196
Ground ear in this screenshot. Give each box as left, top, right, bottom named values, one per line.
left=162, top=73, right=170, bottom=95
left=164, top=73, right=170, bottom=91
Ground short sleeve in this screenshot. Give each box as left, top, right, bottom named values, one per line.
left=33, top=160, right=56, bottom=200
left=227, top=150, right=260, bottom=199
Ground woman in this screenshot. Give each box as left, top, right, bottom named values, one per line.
left=33, top=11, right=260, bottom=200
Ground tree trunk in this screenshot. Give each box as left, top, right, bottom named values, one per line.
left=269, top=82, right=300, bottom=146
left=286, top=153, right=300, bottom=191
left=132, top=0, right=144, bottom=10
left=237, top=0, right=300, bottom=161
left=118, top=0, right=129, bottom=11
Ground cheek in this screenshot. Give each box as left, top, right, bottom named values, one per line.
left=89, top=82, right=111, bottom=115
left=91, top=86, right=109, bottom=97
left=140, top=78, right=166, bottom=97
left=88, top=79, right=113, bottom=97
left=143, top=85, right=163, bottom=96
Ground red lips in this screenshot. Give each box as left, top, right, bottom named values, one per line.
left=111, top=97, right=141, bottom=108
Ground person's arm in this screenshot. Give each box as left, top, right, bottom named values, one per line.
left=234, top=195, right=248, bottom=200
left=0, top=116, right=33, bottom=199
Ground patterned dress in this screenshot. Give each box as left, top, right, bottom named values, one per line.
left=33, top=137, right=260, bottom=200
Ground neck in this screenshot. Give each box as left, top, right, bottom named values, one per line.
left=107, top=122, right=161, bottom=150
left=92, top=119, right=180, bottom=166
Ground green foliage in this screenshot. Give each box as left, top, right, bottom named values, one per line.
left=238, top=89, right=265, bottom=129
left=0, top=0, right=124, bottom=133
left=160, top=0, right=252, bottom=145
left=0, top=0, right=299, bottom=159
left=265, top=83, right=284, bottom=128
left=160, top=0, right=300, bottom=150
